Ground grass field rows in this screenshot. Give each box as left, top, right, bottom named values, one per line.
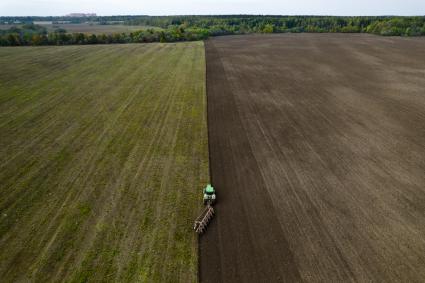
left=0, top=43, right=208, bottom=282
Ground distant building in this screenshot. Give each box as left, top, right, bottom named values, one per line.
left=66, top=13, right=97, bottom=17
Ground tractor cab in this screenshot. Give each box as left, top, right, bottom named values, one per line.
left=203, top=184, right=216, bottom=205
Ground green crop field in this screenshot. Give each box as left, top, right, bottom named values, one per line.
left=43, top=24, right=161, bottom=34
left=0, top=23, right=160, bottom=34
left=0, top=43, right=208, bottom=282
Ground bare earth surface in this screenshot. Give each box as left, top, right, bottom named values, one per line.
left=201, top=34, right=425, bottom=282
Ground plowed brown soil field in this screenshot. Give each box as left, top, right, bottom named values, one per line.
left=201, top=34, right=425, bottom=282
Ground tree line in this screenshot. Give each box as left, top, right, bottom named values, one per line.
left=1, top=16, right=424, bottom=46
left=0, top=24, right=209, bottom=46
left=126, top=15, right=425, bottom=36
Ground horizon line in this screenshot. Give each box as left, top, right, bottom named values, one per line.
left=1, top=14, right=425, bottom=17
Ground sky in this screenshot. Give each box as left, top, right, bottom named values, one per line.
left=1, top=0, right=424, bottom=16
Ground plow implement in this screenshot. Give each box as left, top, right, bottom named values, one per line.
left=194, top=205, right=215, bottom=234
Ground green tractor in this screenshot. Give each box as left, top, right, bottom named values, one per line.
left=194, top=184, right=216, bottom=234
left=203, top=184, right=216, bottom=205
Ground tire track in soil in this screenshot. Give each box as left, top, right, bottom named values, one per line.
left=200, top=39, right=302, bottom=283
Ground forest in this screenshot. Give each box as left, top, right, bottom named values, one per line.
left=1, top=15, right=424, bottom=46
